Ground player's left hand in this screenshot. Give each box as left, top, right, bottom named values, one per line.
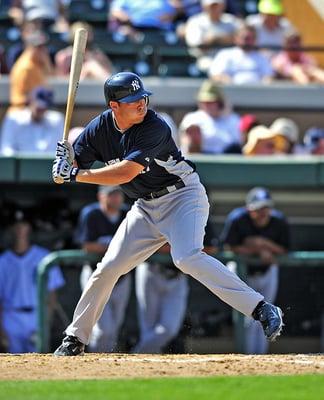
left=52, top=157, right=79, bottom=184
left=56, top=140, right=75, bottom=164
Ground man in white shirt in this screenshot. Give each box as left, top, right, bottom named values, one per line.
left=178, top=79, right=242, bottom=154
left=0, top=86, right=64, bottom=156
left=246, top=0, right=294, bottom=58
left=209, top=24, right=274, bottom=84
left=184, top=0, right=241, bottom=73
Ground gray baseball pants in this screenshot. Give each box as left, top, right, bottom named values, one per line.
left=66, top=173, right=264, bottom=345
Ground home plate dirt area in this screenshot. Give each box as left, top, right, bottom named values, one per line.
left=0, top=354, right=324, bottom=380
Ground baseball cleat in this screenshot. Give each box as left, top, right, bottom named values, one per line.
left=252, top=301, right=284, bottom=341
left=53, top=335, right=85, bottom=356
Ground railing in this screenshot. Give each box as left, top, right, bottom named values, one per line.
left=37, top=249, right=324, bottom=353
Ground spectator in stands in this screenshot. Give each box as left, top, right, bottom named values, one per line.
left=184, top=0, right=241, bottom=73
left=109, top=0, right=178, bottom=39
left=9, top=30, right=54, bottom=110
left=55, top=21, right=115, bottom=81
left=178, top=120, right=202, bottom=154
left=178, top=79, right=242, bottom=154
left=246, top=0, right=294, bottom=58
left=9, top=0, right=69, bottom=33
left=303, top=127, right=324, bottom=155
left=220, top=186, right=290, bottom=354
left=0, top=211, right=65, bottom=353
left=74, top=185, right=131, bottom=352
left=1, top=86, right=63, bottom=156
left=209, top=24, right=274, bottom=84
left=272, top=30, right=324, bottom=85
left=242, top=125, right=286, bottom=156
left=269, top=117, right=300, bottom=154
left=239, top=114, right=260, bottom=145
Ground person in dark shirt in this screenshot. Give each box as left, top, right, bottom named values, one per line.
left=74, top=185, right=131, bottom=352
left=220, top=186, right=290, bottom=354
left=52, top=71, right=284, bottom=356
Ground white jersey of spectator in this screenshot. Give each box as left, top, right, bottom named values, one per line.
left=179, top=109, right=241, bottom=154
left=0, top=244, right=65, bottom=353
left=209, top=46, right=274, bottom=84
left=185, top=11, right=241, bottom=71
left=1, top=108, right=64, bottom=155
left=246, top=14, right=293, bottom=52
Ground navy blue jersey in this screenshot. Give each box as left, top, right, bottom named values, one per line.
left=220, top=207, right=290, bottom=273
left=73, top=109, right=195, bottom=199
left=75, top=203, right=127, bottom=245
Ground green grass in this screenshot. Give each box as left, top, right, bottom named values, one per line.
left=1, top=375, right=323, bottom=400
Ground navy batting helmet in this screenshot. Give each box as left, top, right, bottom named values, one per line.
left=104, top=72, right=152, bottom=105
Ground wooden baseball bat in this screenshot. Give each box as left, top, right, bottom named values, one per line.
left=62, top=28, right=88, bottom=142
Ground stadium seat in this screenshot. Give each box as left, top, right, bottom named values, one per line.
left=68, top=0, right=108, bottom=25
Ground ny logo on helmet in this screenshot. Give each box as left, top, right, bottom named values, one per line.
left=131, top=79, right=141, bottom=92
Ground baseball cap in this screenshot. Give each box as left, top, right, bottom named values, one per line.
left=98, top=185, right=122, bottom=195
left=270, top=118, right=299, bottom=144
left=243, top=125, right=279, bottom=155
left=30, top=86, right=54, bottom=109
left=303, top=127, right=324, bottom=151
left=258, top=0, right=284, bottom=15
left=202, top=0, right=225, bottom=6
left=246, top=187, right=274, bottom=211
left=197, top=80, right=224, bottom=102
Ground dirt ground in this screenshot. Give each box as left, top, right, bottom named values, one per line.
left=0, top=354, right=324, bottom=380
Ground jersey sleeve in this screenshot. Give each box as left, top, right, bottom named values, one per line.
left=124, top=119, right=170, bottom=168
left=220, top=213, right=242, bottom=247
left=47, top=265, right=65, bottom=292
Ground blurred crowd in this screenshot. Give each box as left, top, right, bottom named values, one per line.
left=0, top=0, right=324, bottom=355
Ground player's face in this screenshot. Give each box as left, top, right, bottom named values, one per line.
left=117, top=98, right=148, bottom=124
left=249, top=207, right=271, bottom=227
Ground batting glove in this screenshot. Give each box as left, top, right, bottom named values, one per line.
left=56, top=140, right=75, bottom=164
left=52, top=157, right=79, bottom=184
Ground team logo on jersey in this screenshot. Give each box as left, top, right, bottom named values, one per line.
left=106, top=158, right=121, bottom=166
left=131, top=79, right=141, bottom=92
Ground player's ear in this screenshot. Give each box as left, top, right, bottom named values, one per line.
left=109, top=101, right=118, bottom=111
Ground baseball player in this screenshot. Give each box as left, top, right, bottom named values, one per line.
left=220, top=187, right=290, bottom=354
left=75, top=185, right=131, bottom=352
left=52, top=72, right=284, bottom=356
left=0, top=214, right=65, bottom=353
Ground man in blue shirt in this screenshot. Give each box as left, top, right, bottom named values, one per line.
left=52, top=71, right=284, bottom=355
left=220, top=187, right=290, bottom=354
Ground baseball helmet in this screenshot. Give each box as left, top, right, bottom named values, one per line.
left=104, top=72, right=152, bottom=104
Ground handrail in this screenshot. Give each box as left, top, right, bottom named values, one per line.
left=37, top=250, right=324, bottom=353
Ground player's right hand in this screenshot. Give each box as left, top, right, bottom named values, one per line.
left=52, top=157, right=79, bottom=184
left=56, top=140, right=75, bottom=164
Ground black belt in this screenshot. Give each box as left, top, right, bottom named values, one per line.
left=143, top=180, right=185, bottom=201
left=11, top=307, right=34, bottom=313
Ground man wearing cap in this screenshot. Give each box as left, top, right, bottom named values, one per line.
left=269, top=117, right=300, bottom=154
left=1, top=86, right=64, bottom=156
left=246, top=0, right=294, bottom=58
left=0, top=212, right=65, bottom=353
left=178, top=79, right=242, bottom=154
left=52, top=71, right=285, bottom=356
left=220, top=187, right=290, bottom=354
left=242, top=124, right=286, bottom=156
left=303, top=127, right=324, bottom=155
left=185, top=0, right=241, bottom=73
left=74, top=185, right=131, bottom=352
left=9, top=29, right=54, bottom=110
